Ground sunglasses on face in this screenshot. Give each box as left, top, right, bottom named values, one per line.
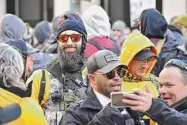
left=58, top=34, right=82, bottom=43
left=165, top=59, right=187, bottom=71
left=96, top=67, right=127, bottom=80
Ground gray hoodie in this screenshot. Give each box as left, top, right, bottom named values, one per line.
left=0, top=14, right=54, bottom=71
left=82, top=5, right=111, bottom=39
left=0, top=14, right=26, bottom=42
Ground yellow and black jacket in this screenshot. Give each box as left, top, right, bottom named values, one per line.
left=120, top=31, right=158, bottom=97
left=26, top=69, right=50, bottom=106
left=120, top=31, right=159, bottom=125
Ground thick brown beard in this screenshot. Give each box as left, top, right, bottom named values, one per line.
left=58, top=45, right=84, bottom=72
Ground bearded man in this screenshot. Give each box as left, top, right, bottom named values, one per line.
left=35, top=13, right=88, bottom=125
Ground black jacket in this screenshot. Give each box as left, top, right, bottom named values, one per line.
left=146, top=98, right=187, bottom=125
left=61, top=88, right=143, bottom=125
left=140, top=9, right=184, bottom=77
left=171, top=96, right=187, bottom=114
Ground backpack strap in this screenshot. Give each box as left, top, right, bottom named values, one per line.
left=88, top=39, right=105, bottom=50
left=38, top=70, right=46, bottom=105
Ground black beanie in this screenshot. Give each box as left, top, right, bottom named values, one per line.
left=57, top=14, right=87, bottom=52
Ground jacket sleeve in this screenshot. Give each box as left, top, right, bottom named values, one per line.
left=61, top=104, right=85, bottom=125
left=146, top=99, right=187, bottom=125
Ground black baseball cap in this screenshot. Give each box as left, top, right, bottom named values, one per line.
left=135, top=48, right=157, bottom=60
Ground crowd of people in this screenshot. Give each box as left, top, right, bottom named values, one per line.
left=0, top=4, right=187, bottom=125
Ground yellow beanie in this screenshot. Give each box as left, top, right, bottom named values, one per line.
left=173, top=14, right=187, bottom=27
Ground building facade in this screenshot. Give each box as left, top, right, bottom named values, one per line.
left=0, top=0, right=187, bottom=27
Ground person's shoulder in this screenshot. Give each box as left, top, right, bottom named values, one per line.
left=27, top=69, right=50, bottom=82
left=46, top=58, right=61, bottom=75
left=148, top=73, right=158, bottom=79
left=33, top=69, right=50, bottom=75
left=67, top=99, right=84, bottom=112
left=147, top=73, right=159, bottom=89
left=46, top=58, right=59, bottom=69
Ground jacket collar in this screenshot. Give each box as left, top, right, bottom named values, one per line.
left=47, top=58, right=64, bottom=83
left=80, top=88, right=103, bottom=110
left=171, top=96, right=187, bottom=112
left=0, top=85, right=28, bottom=98
left=123, top=72, right=147, bottom=81
left=47, top=58, right=85, bottom=83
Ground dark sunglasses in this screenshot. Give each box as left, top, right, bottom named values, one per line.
left=58, top=34, right=82, bottom=43
left=165, top=59, right=187, bottom=71
left=106, top=67, right=127, bottom=79
left=96, top=67, right=127, bottom=79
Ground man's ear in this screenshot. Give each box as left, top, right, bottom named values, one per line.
left=88, top=74, right=96, bottom=85
left=88, top=74, right=94, bottom=81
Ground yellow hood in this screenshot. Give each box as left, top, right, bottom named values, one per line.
left=119, top=31, right=157, bottom=74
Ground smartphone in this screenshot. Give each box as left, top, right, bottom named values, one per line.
left=110, top=92, right=131, bottom=108
left=110, top=92, right=139, bottom=108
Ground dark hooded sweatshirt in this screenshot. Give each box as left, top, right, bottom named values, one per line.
left=140, top=9, right=183, bottom=76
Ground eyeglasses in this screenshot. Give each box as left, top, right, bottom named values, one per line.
left=134, top=58, right=153, bottom=65
left=95, top=67, right=127, bottom=80
left=165, top=59, right=187, bottom=71
left=58, top=34, right=82, bottom=43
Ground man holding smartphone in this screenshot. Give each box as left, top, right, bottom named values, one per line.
left=122, top=59, right=187, bottom=125
left=61, top=50, right=144, bottom=125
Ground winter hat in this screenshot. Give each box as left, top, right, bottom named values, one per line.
left=34, top=21, right=51, bottom=44
left=112, top=20, right=126, bottom=33
left=57, top=14, right=87, bottom=38
left=52, top=15, right=64, bottom=34
left=57, top=13, right=87, bottom=52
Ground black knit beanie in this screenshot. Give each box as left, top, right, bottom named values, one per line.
left=57, top=14, right=87, bottom=53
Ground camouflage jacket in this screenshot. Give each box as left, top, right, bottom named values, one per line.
left=43, top=59, right=88, bottom=125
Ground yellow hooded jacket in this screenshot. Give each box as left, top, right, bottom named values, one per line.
left=120, top=31, right=159, bottom=98
left=0, top=88, right=48, bottom=125
left=120, top=31, right=158, bottom=125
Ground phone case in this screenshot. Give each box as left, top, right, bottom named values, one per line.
left=110, top=92, right=131, bottom=108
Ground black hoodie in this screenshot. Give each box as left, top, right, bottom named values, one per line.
left=140, top=8, right=168, bottom=39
